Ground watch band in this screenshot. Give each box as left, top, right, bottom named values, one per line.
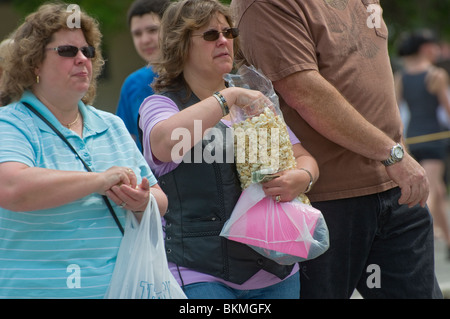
left=381, top=143, right=404, bottom=166
left=381, top=157, right=396, bottom=166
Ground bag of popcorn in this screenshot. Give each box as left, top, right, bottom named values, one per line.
left=220, top=66, right=329, bottom=264
left=225, top=65, right=309, bottom=201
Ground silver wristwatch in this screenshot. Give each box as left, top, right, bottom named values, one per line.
left=381, top=143, right=404, bottom=166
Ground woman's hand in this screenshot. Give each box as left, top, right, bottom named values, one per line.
left=97, top=166, right=137, bottom=195
left=222, top=87, right=272, bottom=111
left=105, top=177, right=168, bottom=217
left=105, top=177, right=150, bottom=212
left=261, top=143, right=319, bottom=202
left=261, top=169, right=310, bottom=202
left=100, top=166, right=151, bottom=213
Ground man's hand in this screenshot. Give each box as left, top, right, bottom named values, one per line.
left=385, top=152, right=429, bottom=207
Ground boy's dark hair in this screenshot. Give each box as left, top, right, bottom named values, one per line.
left=127, top=0, right=170, bottom=27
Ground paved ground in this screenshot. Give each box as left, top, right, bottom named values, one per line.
left=430, top=198, right=450, bottom=298
left=434, top=230, right=450, bottom=298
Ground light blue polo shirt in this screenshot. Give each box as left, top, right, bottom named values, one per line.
left=0, top=91, right=157, bottom=299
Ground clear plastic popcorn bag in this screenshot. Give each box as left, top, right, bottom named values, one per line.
left=220, top=65, right=329, bottom=265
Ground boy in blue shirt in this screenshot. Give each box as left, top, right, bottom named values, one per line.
left=116, top=0, right=169, bottom=152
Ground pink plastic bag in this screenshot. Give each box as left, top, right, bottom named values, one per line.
left=220, top=183, right=329, bottom=265
left=221, top=65, right=329, bottom=264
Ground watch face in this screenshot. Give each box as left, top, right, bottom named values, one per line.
left=393, top=146, right=404, bottom=159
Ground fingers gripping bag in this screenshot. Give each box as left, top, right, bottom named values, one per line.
left=105, top=194, right=186, bottom=299
left=220, top=65, right=329, bottom=265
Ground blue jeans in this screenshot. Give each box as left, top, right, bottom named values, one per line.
left=300, top=187, right=443, bottom=299
left=183, top=271, right=300, bottom=299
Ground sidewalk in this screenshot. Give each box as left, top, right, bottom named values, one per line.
left=435, top=196, right=450, bottom=298
left=434, top=235, right=450, bottom=298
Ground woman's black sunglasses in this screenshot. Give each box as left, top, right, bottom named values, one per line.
left=194, top=28, right=239, bottom=41
left=46, top=45, right=96, bottom=58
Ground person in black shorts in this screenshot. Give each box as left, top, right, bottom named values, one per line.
left=396, top=29, right=450, bottom=259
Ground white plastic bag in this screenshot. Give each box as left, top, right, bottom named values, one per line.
left=105, top=194, right=186, bottom=299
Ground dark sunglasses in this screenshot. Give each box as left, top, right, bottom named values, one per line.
left=46, top=45, right=96, bottom=58
left=194, top=28, right=239, bottom=41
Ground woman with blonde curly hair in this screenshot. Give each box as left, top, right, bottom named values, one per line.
left=0, top=3, right=167, bottom=298
left=0, top=37, right=14, bottom=106
left=0, top=4, right=103, bottom=106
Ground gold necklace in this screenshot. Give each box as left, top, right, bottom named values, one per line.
left=64, top=112, right=80, bottom=129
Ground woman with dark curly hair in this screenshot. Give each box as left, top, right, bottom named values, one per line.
left=0, top=3, right=167, bottom=298
left=140, top=0, right=318, bottom=299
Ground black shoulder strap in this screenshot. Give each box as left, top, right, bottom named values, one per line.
left=22, top=102, right=124, bottom=235
left=137, top=114, right=143, bottom=150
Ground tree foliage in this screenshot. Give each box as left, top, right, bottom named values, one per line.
left=10, top=0, right=450, bottom=50
left=10, top=0, right=135, bottom=37
left=382, top=0, right=450, bottom=47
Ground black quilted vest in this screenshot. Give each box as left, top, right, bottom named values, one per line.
left=157, top=88, right=294, bottom=284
